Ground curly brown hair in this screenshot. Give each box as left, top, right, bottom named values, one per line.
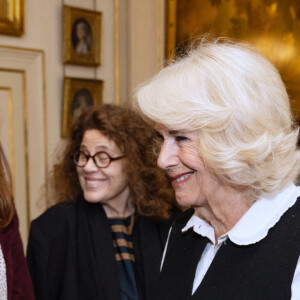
left=0, top=143, right=15, bottom=228
left=51, top=104, right=175, bottom=219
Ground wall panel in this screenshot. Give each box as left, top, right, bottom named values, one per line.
left=0, top=47, right=47, bottom=248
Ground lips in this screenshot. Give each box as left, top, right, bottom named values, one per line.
left=85, top=178, right=106, bottom=188
left=170, top=172, right=194, bottom=186
left=86, top=179, right=100, bottom=185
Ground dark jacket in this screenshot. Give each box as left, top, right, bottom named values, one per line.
left=26, top=196, right=173, bottom=300
left=157, top=199, right=300, bottom=300
left=0, top=214, right=35, bottom=300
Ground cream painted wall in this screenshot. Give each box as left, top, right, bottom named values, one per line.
left=0, top=0, right=165, bottom=229
left=119, top=0, right=165, bottom=104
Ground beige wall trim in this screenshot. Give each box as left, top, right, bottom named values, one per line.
left=0, top=87, right=14, bottom=191
left=0, top=71, right=29, bottom=226
left=41, top=48, right=49, bottom=207
left=0, top=70, right=29, bottom=244
left=0, top=46, right=48, bottom=207
left=0, top=45, right=48, bottom=234
left=114, top=0, right=120, bottom=105
left=156, top=0, right=164, bottom=70
left=0, top=44, right=45, bottom=53
left=21, top=72, right=31, bottom=226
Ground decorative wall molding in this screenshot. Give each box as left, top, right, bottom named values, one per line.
left=0, top=46, right=48, bottom=247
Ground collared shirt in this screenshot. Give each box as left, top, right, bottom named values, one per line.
left=161, top=184, right=300, bottom=298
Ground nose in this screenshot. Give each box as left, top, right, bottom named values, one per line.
left=82, top=156, right=98, bottom=172
left=157, top=140, right=179, bottom=170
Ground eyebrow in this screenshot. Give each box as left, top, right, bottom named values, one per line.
left=80, top=145, right=111, bottom=152
left=169, top=130, right=185, bottom=136
left=155, top=127, right=186, bottom=136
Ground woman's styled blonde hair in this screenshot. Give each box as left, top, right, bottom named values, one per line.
left=136, top=38, right=300, bottom=201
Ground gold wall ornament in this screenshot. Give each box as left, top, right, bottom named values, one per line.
left=0, top=0, right=24, bottom=36
left=166, top=0, right=300, bottom=118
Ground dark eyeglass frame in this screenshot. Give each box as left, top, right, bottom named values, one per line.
left=72, top=150, right=125, bottom=169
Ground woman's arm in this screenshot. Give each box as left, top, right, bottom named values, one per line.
left=7, top=214, right=35, bottom=300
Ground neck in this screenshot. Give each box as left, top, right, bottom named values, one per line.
left=102, top=187, right=134, bottom=218
left=195, top=185, right=253, bottom=241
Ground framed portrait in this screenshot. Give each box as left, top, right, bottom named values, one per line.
left=63, top=5, right=102, bottom=66
left=62, top=77, right=104, bottom=138
left=166, top=0, right=300, bottom=117
left=0, top=0, right=24, bottom=36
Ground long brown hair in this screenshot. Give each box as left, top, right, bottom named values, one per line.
left=0, top=143, right=15, bottom=228
left=51, top=104, right=175, bottom=219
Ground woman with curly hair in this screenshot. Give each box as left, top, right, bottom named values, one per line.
left=26, top=104, right=177, bottom=300
left=0, top=143, right=35, bottom=299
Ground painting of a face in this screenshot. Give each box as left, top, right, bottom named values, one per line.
left=76, top=22, right=87, bottom=40
left=71, top=88, right=94, bottom=121
left=63, top=5, right=101, bottom=66
left=71, top=19, right=92, bottom=55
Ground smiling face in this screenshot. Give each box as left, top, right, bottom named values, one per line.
left=155, top=123, right=219, bottom=208
left=76, top=129, right=130, bottom=209
left=76, top=22, right=87, bottom=40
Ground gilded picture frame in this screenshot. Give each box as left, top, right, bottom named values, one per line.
left=63, top=5, right=102, bottom=66
left=165, top=0, right=300, bottom=117
left=62, top=77, right=104, bottom=138
left=0, top=0, right=24, bottom=36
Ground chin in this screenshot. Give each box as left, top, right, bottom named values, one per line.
left=85, top=199, right=101, bottom=204
left=83, top=192, right=102, bottom=204
left=175, top=196, right=192, bottom=208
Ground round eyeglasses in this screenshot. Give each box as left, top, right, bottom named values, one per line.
left=72, top=151, right=125, bottom=168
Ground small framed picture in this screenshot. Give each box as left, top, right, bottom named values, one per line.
left=0, top=0, right=24, bottom=36
left=62, top=77, right=104, bottom=137
left=63, top=5, right=102, bottom=66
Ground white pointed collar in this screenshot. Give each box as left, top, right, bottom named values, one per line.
left=182, top=184, right=300, bottom=245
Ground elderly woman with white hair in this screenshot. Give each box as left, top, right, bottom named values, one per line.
left=135, top=38, right=300, bottom=299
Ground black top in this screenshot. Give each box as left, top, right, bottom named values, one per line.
left=158, top=199, right=300, bottom=300
left=26, top=196, right=173, bottom=300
